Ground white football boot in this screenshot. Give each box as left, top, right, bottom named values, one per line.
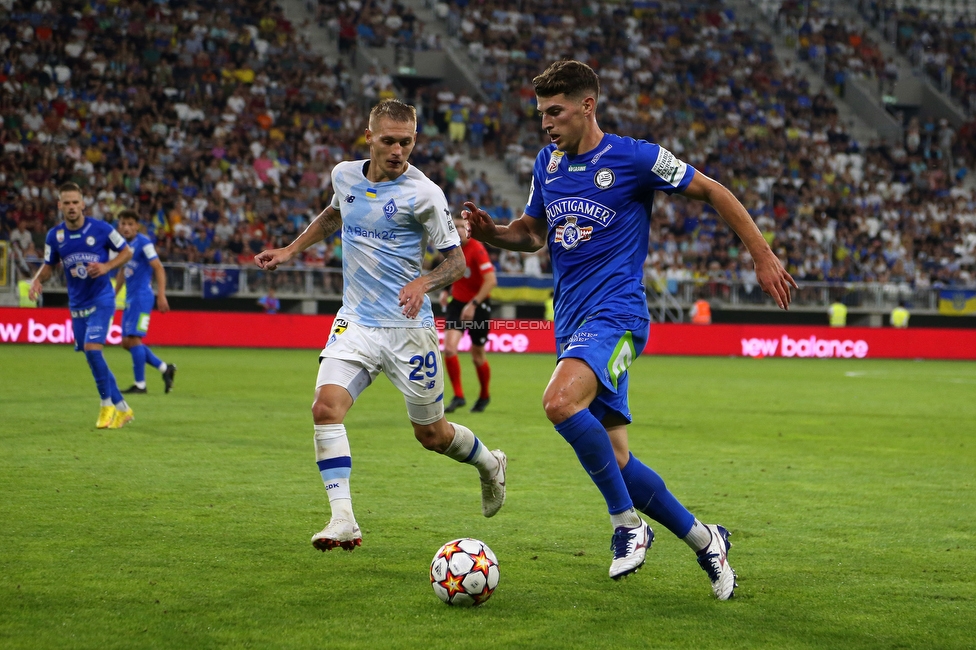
left=311, top=518, right=362, bottom=552
left=609, top=521, right=654, bottom=580
left=480, top=450, right=507, bottom=518
left=696, top=524, right=737, bottom=599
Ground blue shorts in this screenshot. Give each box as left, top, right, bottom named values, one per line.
left=556, top=314, right=650, bottom=424
left=122, top=293, right=154, bottom=337
left=71, top=303, right=116, bottom=351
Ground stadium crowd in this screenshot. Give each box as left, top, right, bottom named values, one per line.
left=426, top=0, right=975, bottom=288
left=1, top=0, right=974, bottom=295
left=859, top=0, right=976, bottom=115
left=0, top=0, right=514, bottom=289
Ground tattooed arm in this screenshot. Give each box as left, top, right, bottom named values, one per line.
left=398, top=246, right=465, bottom=319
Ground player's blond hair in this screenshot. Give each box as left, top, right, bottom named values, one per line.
left=368, top=99, right=417, bottom=129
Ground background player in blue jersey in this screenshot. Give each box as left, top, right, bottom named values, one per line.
left=114, top=210, right=176, bottom=394
left=465, top=61, right=797, bottom=598
left=29, top=182, right=136, bottom=429
left=255, top=99, right=506, bottom=553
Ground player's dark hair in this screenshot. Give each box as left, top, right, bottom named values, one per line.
left=118, top=209, right=139, bottom=222
left=59, top=181, right=82, bottom=195
left=533, top=60, right=600, bottom=100
left=369, top=99, right=417, bottom=128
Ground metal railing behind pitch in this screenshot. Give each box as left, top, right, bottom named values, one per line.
left=13, top=258, right=973, bottom=316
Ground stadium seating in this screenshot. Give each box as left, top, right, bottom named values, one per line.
left=429, top=0, right=975, bottom=287
left=0, top=0, right=972, bottom=292
left=0, top=0, right=507, bottom=281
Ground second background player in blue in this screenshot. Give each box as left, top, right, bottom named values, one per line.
left=115, top=210, right=176, bottom=394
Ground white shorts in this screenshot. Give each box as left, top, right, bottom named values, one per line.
left=317, top=319, right=445, bottom=425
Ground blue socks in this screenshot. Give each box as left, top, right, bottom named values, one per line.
left=621, top=452, right=695, bottom=538
left=85, top=349, right=123, bottom=404
left=143, top=346, right=164, bottom=369
left=130, top=345, right=147, bottom=383
left=554, top=409, right=633, bottom=515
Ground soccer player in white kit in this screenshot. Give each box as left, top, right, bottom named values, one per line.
left=255, top=99, right=506, bottom=552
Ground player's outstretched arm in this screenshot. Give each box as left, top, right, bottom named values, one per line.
left=28, top=264, right=54, bottom=302
left=255, top=205, right=342, bottom=271
left=399, top=247, right=465, bottom=319
left=462, top=201, right=547, bottom=252
left=681, top=172, right=798, bottom=310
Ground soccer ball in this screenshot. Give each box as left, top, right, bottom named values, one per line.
left=429, top=538, right=499, bottom=606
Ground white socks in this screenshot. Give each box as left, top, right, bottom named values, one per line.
left=683, top=519, right=713, bottom=552
left=314, top=424, right=354, bottom=521
left=610, top=508, right=643, bottom=529
left=443, top=422, right=499, bottom=479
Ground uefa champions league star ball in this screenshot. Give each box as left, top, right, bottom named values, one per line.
left=429, top=538, right=499, bottom=606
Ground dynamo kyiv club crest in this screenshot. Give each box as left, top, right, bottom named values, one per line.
left=384, top=199, right=398, bottom=219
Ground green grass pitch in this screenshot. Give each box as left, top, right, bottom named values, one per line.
left=1, top=344, right=974, bottom=649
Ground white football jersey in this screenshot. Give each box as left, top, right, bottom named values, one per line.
left=330, top=160, right=460, bottom=328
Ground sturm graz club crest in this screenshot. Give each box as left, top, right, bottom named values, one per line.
left=593, top=168, right=615, bottom=189
left=554, top=215, right=593, bottom=250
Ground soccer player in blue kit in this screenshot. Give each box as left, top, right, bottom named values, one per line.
left=29, top=182, right=137, bottom=429
left=465, top=61, right=797, bottom=597
left=114, top=210, right=176, bottom=394
left=256, top=99, right=506, bottom=552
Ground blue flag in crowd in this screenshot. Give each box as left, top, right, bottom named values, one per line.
left=202, top=268, right=240, bottom=299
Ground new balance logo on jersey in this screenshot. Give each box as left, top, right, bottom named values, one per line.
left=345, top=195, right=356, bottom=203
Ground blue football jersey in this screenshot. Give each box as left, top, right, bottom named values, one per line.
left=44, top=217, right=128, bottom=310
left=121, top=232, right=159, bottom=300
left=524, top=134, right=695, bottom=337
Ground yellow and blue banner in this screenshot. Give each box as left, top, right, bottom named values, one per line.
left=492, top=275, right=552, bottom=303
left=938, top=290, right=976, bottom=315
